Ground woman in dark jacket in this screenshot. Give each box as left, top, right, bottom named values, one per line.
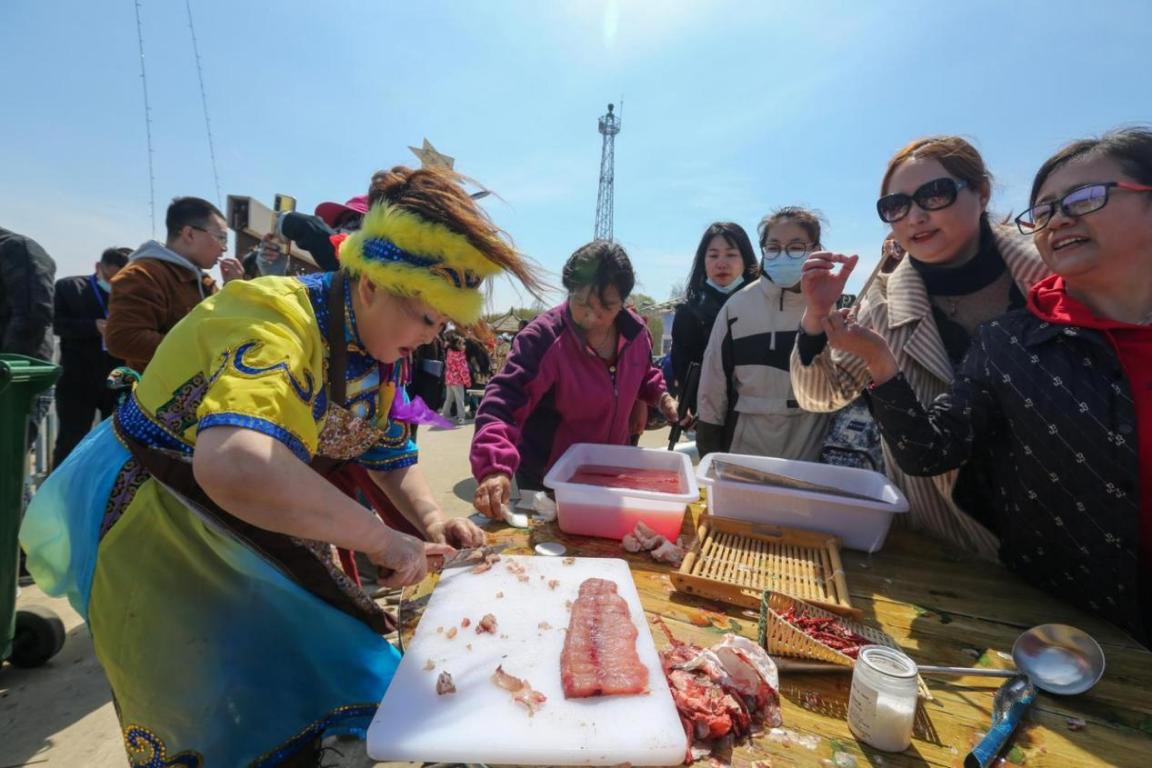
left=821, top=127, right=1152, bottom=646
left=668, top=222, right=759, bottom=410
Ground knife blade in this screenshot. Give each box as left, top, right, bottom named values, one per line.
left=436, top=543, right=510, bottom=571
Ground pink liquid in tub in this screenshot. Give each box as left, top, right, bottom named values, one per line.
left=557, top=465, right=688, bottom=540
left=566, top=465, right=686, bottom=494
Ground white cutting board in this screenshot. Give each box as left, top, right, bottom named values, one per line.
left=367, top=556, right=687, bottom=765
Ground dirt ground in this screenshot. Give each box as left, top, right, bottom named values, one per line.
left=1, top=422, right=674, bottom=767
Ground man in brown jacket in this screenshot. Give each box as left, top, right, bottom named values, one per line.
left=106, top=197, right=242, bottom=373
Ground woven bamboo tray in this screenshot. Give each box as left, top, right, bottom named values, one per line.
left=758, top=590, right=932, bottom=699
left=671, top=516, right=858, bottom=617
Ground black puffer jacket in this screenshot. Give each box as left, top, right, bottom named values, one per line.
left=669, top=284, right=734, bottom=406
left=0, top=226, right=56, bottom=360
left=869, top=309, right=1147, bottom=646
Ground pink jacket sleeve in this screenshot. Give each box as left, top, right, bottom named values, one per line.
left=636, top=328, right=667, bottom=405
left=469, top=327, right=557, bottom=481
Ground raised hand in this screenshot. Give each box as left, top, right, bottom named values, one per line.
left=800, top=252, right=858, bottom=334
left=821, top=308, right=898, bottom=384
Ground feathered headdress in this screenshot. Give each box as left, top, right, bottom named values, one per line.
left=338, top=203, right=502, bottom=323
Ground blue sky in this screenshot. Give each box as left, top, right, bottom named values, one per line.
left=2, top=1, right=1150, bottom=312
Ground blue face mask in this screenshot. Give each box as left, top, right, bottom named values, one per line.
left=705, top=275, right=745, bottom=294
left=760, top=257, right=805, bottom=288
left=96, top=275, right=112, bottom=292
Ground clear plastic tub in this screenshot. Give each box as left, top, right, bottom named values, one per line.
left=543, top=443, right=699, bottom=541
left=696, top=453, right=908, bottom=552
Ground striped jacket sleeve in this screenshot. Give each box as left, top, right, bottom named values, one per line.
left=789, top=299, right=884, bottom=412
left=695, top=301, right=733, bottom=426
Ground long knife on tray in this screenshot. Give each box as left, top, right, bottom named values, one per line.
left=709, top=458, right=883, bottom=504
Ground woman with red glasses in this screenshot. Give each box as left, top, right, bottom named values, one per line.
left=790, top=136, right=1048, bottom=558
left=824, top=128, right=1152, bottom=646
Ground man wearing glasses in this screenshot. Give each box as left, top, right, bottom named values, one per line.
left=106, top=196, right=243, bottom=374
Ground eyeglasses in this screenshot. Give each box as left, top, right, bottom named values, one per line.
left=1015, top=181, right=1152, bottom=234
left=876, top=177, right=969, bottom=223
left=190, top=225, right=229, bottom=246
left=761, top=242, right=812, bottom=260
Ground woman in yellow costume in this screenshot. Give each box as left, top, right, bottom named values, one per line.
left=20, top=167, right=542, bottom=766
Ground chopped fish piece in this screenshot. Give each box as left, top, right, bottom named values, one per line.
left=561, top=578, right=649, bottom=698
left=491, top=664, right=547, bottom=716
left=436, top=671, right=456, bottom=695
left=514, top=688, right=547, bottom=715
left=630, top=521, right=664, bottom=550
left=470, top=551, right=502, bottom=574
left=621, top=521, right=686, bottom=567
left=492, top=664, right=525, bottom=691
left=650, top=538, right=685, bottom=567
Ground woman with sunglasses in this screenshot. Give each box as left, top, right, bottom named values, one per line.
left=695, top=207, right=832, bottom=460
left=668, top=222, right=760, bottom=412
left=827, top=127, right=1152, bottom=645
left=470, top=241, right=680, bottom=518
left=791, top=136, right=1048, bottom=558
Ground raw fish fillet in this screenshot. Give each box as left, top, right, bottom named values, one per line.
left=568, top=465, right=686, bottom=494
left=561, top=578, right=650, bottom=698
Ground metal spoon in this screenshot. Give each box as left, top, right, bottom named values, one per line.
left=777, top=624, right=1106, bottom=696
left=918, top=623, right=1105, bottom=696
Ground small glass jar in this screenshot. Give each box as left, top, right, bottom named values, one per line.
left=846, top=645, right=918, bottom=752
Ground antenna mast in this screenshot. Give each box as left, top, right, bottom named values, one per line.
left=594, top=103, right=621, bottom=241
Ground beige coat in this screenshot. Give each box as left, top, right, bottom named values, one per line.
left=789, top=225, right=1050, bottom=558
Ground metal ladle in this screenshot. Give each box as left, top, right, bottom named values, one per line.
left=917, top=623, right=1106, bottom=696
left=777, top=624, right=1107, bottom=694
left=927, top=625, right=1104, bottom=768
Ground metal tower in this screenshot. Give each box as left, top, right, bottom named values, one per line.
left=594, top=103, right=621, bottom=241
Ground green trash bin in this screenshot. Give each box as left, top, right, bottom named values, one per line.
left=1, top=354, right=65, bottom=667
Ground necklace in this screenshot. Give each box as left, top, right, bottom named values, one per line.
left=938, top=295, right=961, bottom=318
left=588, top=330, right=617, bottom=360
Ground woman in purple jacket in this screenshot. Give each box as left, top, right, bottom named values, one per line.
left=471, top=241, right=680, bottom=518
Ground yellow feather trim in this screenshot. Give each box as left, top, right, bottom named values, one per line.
left=338, top=203, right=502, bottom=324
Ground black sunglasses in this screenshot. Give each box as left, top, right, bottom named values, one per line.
left=1015, top=181, right=1152, bottom=234
left=876, top=177, right=969, bottom=223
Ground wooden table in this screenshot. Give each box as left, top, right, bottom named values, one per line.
left=401, top=506, right=1152, bottom=767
